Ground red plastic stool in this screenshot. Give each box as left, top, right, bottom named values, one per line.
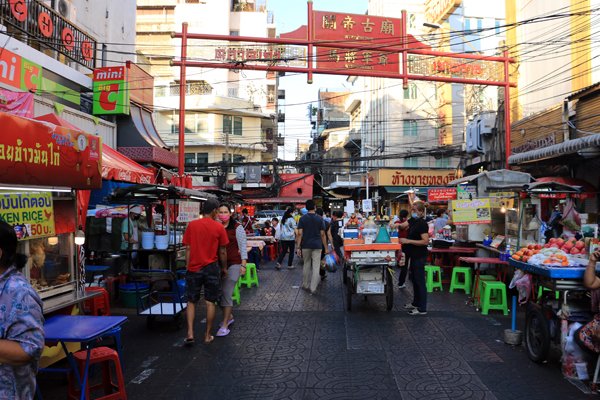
left=268, top=244, right=277, bottom=261
left=67, top=346, right=127, bottom=400
left=84, top=287, right=111, bottom=316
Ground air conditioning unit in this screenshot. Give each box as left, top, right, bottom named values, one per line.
left=465, top=119, right=483, bottom=154
left=57, top=0, right=76, bottom=20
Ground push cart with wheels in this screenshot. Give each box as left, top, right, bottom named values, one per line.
left=509, top=259, right=596, bottom=363
left=343, top=241, right=400, bottom=311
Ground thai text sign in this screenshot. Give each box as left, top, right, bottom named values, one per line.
left=376, top=169, right=459, bottom=187
left=178, top=201, right=200, bottom=223
left=93, top=66, right=130, bottom=115
left=408, top=55, right=503, bottom=83
left=0, top=112, right=102, bottom=189
left=0, top=192, right=55, bottom=240
left=512, top=133, right=556, bottom=154
left=451, top=198, right=491, bottom=225
left=0, top=0, right=96, bottom=69
left=428, top=187, right=457, bottom=201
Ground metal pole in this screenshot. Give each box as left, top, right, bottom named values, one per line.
left=307, top=0, right=313, bottom=84
left=178, top=22, right=188, bottom=176
left=504, top=48, right=511, bottom=169
left=401, top=10, right=408, bottom=89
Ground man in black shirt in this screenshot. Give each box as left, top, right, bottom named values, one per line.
left=296, top=200, right=328, bottom=294
left=398, top=201, right=430, bottom=315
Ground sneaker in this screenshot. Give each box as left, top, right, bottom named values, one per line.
left=408, top=309, right=427, bottom=316
left=398, top=284, right=407, bottom=289
left=403, top=303, right=416, bottom=310
left=275, top=263, right=282, bottom=270
left=287, top=265, right=295, bottom=270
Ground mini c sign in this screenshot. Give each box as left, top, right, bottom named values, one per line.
left=92, top=66, right=130, bottom=115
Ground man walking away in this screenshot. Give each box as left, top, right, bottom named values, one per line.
left=316, top=208, right=333, bottom=280
left=183, top=198, right=229, bottom=345
left=296, top=200, right=328, bottom=294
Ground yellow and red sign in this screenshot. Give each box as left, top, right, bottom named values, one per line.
left=428, top=187, right=457, bottom=201
left=451, top=198, right=491, bottom=225
left=366, top=169, right=460, bottom=187
left=0, top=112, right=102, bottom=189
left=0, top=192, right=55, bottom=240
left=93, top=66, right=130, bottom=115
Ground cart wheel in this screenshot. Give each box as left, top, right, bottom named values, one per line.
left=342, top=263, right=348, bottom=285
left=346, top=282, right=353, bottom=311
left=385, top=269, right=394, bottom=311
left=146, top=316, right=156, bottom=329
left=525, top=308, right=550, bottom=363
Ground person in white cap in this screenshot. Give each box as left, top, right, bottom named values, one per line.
left=121, top=205, right=142, bottom=268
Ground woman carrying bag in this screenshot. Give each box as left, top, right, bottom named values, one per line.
left=276, top=207, right=297, bottom=270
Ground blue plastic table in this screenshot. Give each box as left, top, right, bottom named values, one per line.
left=44, top=315, right=127, bottom=400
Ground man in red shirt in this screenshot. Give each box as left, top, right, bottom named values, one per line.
left=183, top=198, right=229, bottom=345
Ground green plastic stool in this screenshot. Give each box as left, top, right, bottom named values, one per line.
left=424, top=265, right=443, bottom=292
left=231, top=281, right=241, bottom=305
left=537, top=286, right=560, bottom=301
left=449, top=267, right=472, bottom=294
left=481, top=280, right=508, bottom=315
left=474, top=275, right=496, bottom=307
left=239, top=263, right=259, bottom=288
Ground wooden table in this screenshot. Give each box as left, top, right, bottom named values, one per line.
left=459, top=256, right=509, bottom=309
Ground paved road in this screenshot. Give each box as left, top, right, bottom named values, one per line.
left=39, top=261, right=587, bottom=399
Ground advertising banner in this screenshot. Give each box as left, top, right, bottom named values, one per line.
left=0, top=89, right=34, bottom=118
left=428, top=187, right=457, bottom=202
left=451, top=198, right=491, bottom=225
left=0, top=112, right=102, bottom=189
left=457, top=184, right=477, bottom=200
left=0, top=192, right=55, bottom=240
left=178, top=201, right=200, bottom=223
left=93, top=66, right=130, bottom=115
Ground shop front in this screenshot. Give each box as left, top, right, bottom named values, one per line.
left=0, top=112, right=102, bottom=313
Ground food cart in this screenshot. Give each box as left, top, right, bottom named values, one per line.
left=343, top=238, right=400, bottom=311
left=0, top=112, right=103, bottom=313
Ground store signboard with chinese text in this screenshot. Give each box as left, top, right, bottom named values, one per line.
left=428, top=187, right=457, bottom=202
left=451, top=198, right=491, bottom=225
left=93, top=66, right=130, bottom=115
left=0, top=113, right=102, bottom=189
left=0, top=192, right=55, bottom=240
left=178, top=201, right=200, bottom=223
left=0, top=0, right=96, bottom=69
left=214, top=45, right=307, bottom=67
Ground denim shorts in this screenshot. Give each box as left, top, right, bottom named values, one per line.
left=186, top=263, right=221, bottom=303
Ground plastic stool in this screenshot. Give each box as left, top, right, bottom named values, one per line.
left=473, top=275, right=497, bottom=307
left=449, top=267, right=472, bottom=294
left=424, top=265, right=443, bottom=292
left=67, top=346, right=127, bottom=400
left=268, top=244, right=277, bottom=261
left=231, top=281, right=241, bottom=305
left=239, top=263, right=259, bottom=288
left=537, top=286, right=560, bottom=301
left=84, top=287, right=111, bottom=316
left=481, top=281, right=508, bottom=315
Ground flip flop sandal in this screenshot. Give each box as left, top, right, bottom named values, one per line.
left=227, top=318, right=235, bottom=328
left=204, top=335, right=215, bottom=344
left=183, top=337, right=195, bottom=346
left=216, top=327, right=230, bottom=337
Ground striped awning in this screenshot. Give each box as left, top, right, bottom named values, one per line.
left=509, top=134, right=600, bottom=165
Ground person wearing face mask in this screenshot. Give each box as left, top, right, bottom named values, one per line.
left=121, top=205, right=142, bottom=269
left=215, top=203, right=247, bottom=337
left=397, top=201, right=430, bottom=315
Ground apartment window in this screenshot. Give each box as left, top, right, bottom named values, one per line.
left=403, top=119, right=418, bottom=136
left=184, top=153, right=196, bottom=172
left=230, top=30, right=239, bottom=36
left=435, top=157, right=450, bottom=168
left=495, top=19, right=502, bottom=35
left=404, top=157, right=418, bottom=168
left=403, top=83, right=417, bottom=100
left=197, top=153, right=208, bottom=171
left=476, top=18, right=483, bottom=32
left=465, top=18, right=470, bottom=33
left=233, top=116, right=242, bottom=136
left=222, top=153, right=244, bottom=173
left=223, top=115, right=232, bottom=135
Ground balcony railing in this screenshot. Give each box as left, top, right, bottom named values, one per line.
left=155, top=82, right=213, bottom=97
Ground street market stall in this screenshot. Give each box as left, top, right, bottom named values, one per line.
left=0, top=112, right=102, bottom=313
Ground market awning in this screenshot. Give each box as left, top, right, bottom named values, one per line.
left=534, top=176, right=596, bottom=198
left=117, top=104, right=169, bottom=149
left=508, top=134, right=600, bottom=165
left=102, top=145, right=155, bottom=184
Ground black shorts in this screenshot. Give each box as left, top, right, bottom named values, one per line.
left=186, top=263, right=221, bottom=303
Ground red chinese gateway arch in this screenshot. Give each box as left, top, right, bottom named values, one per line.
left=171, top=2, right=516, bottom=175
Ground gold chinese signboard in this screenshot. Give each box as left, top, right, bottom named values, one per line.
left=214, top=45, right=307, bottom=67
left=365, top=169, right=460, bottom=187
left=408, top=55, right=504, bottom=83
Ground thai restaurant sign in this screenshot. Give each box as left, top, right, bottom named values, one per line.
left=425, top=0, right=462, bottom=25
left=93, top=66, right=130, bottom=115
left=451, top=198, right=491, bottom=225
left=0, top=192, right=55, bottom=240
left=0, top=112, right=102, bottom=189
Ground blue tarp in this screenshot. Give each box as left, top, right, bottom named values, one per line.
left=88, top=180, right=134, bottom=209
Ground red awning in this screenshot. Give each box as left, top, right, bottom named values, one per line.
left=536, top=177, right=596, bottom=198
left=102, top=144, right=155, bottom=184
left=246, top=197, right=311, bottom=204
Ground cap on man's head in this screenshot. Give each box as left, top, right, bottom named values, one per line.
left=130, top=205, right=142, bottom=215
left=202, top=198, right=220, bottom=215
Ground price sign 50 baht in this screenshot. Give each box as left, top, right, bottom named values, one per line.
left=0, top=192, right=55, bottom=240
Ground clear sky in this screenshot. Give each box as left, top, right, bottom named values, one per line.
left=268, top=0, right=368, bottom=160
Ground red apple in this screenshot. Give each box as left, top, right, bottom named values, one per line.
left=556, top=238, right=565, bottom=247
left=549, top=238, right=557, bottom=244
left=575, top=241, right=585, bottom=250
left=562, top=243, right=573, bottom=251
left=570, top=247, right=580, bottom=255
